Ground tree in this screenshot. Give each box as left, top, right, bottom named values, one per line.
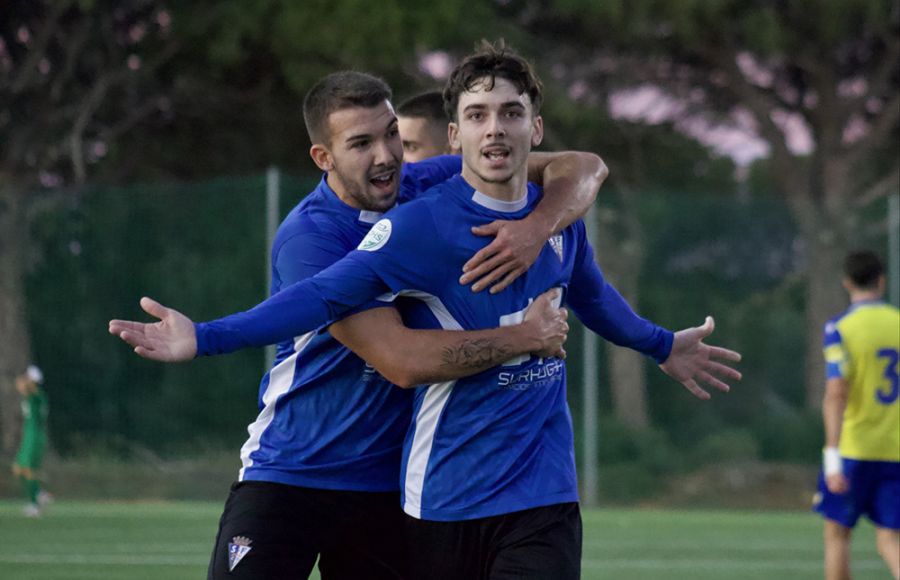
left=0, top=0, right=489, bottom=454
left=505, top=0, right=899, bottom=409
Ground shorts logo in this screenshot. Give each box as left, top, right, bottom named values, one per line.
left=549, top=234, right=564, bottom=262
left=358, top=219, right=392, bottom=252
left=228, top=536, right=252, bottom=571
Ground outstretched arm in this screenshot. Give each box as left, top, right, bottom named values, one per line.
left=658, top=316, right=742, bottom=400
left=109, top=297, right=198, bottom=361
left=330, top=289, right=568, bottom=388
left=568, top=225, right=741, bottom=399
left=110, top=252, right=388, bottom=359
left=461, top=151, right=608, bottom=293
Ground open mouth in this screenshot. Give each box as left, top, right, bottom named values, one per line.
left=482, top=145, right=510, bottom=165
left=369, top=168, right=397, bottom=191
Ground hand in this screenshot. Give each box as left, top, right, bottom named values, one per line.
left=659, top=316, right=742, bottom=400
left=108, top=297, right=197, bottom=362
left=460, top=218, right=545, bottom=294
left=826, top=473, right=850, bottom=494
left=523, top=288, right=568, bottom=359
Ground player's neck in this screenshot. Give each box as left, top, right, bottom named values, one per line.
left=848, top=289, right=882, bottom=303
left=460, top=166, right=528, bottom=203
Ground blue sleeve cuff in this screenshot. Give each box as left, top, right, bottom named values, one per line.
left=653, top=330, right=675, bottom=364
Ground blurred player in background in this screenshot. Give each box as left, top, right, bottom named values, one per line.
left=11, top=365, right=51, bottom=517
left=113, top=69, right=604, bottom=580
left=816, top=250, right=900, bottom=580
left=111, top=41, right=742, bottom=580
left=396, top=91, right=458, bottom=162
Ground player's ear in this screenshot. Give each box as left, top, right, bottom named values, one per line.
left=448, top=122, right=461, bottom=153
left=531, top=115, right=543, bottom=148
left=309, top=144, right=334, bottom=172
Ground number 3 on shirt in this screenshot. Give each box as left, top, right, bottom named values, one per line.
left=876, top=348, right=900, bottom=405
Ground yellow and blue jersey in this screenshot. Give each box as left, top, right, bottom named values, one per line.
left=823, top=300, right=900, bottom=462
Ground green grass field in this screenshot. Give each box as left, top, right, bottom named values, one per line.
left=0, top=501, right=886, bottom=579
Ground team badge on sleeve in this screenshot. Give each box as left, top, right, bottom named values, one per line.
left=358, top=219, right=392, bottom=251
left=228, top=536, right=252, bottom=571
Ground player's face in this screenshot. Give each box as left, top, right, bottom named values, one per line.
left=15, top=376, right=30, bottom=395
left=449, top=77, right=542, bottom=195
left=319, top=100, right=403, bottom=212
left=398, top=116, right=448, bottom=163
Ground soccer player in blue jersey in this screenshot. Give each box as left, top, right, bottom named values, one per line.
left=111, top=44, right=741, bottom=579
left=397, top=91, right=456, bottom=163
left=815, top=251, right=899, bottom=580
left=112, top=69, right=605, bottom=580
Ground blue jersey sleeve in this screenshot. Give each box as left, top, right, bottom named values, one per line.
left=195, top=252, right=390, bottom=356
left=566, top=222, right=674, bottom=364
left=275, top=227, right=392, bottom=317
left=822, top=321, right=847, bottom=379
left=399, top=155, right=461, bottom=202
left=195, top=203, right=443, bottom=357
left=273, top=230, right=343, bottom=288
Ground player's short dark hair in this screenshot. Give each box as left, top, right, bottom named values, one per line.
left=397, top=91, right=448, bottom=123
left=443, top=39, right=543, bottom=122
left=303, top=71, right=392, bottom=145
left=844, top=250, right=884, bottom=289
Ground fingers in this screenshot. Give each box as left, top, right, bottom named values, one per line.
left=470, top=221, right=502, bottom=237
left=555, top=347, right=567, bottom=360
left=697, top=370, right=730, bottom=393
left=538, top=287, right=562, bottom=303
left=708, top=345, right=742, bottom=362
left=682, top=378, right=711, bottom=400
left=461, top=245, right=508, bottom=285
left=530, top=290, right=553, bottom=309
left=698, top=315, right=714, bottom=337
left=117, top=330, right=148, bottom=349
left=706, top=360, right=742, bottom=381
left=467, top=258, right=518, bottom=293
left=133, top=346, right=162, bottom=361
left=488, top=266, right=526, bottom=294
left=140, top=296, right=169, bottom=320
left=108, top=320, right=145, bottom=335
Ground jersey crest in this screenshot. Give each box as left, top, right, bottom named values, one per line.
left=228, top=536, right=252, bottom=571
left=549, top=234, right=564, bottom=262
left=358, top=219, right=392, bottom=252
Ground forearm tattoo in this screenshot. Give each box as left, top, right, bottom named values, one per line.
left=440, top=339, right=513, bottom=369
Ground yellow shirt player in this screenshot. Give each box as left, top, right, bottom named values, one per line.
left=815, top=250, right=899, bottom=580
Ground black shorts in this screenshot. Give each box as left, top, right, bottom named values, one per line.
left=207, top=481, right=407, bottom=580
left=404, top=502, right=582, bottom=580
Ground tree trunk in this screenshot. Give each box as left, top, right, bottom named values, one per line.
left=0, top=184, right=31, bottom=457
left=801, top=218, right=850, bottom=410
left=593, top=204, right=650, bottom=429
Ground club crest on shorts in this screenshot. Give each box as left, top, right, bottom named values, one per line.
left=228, top=536, right=252, bottom=571
left=358, top=219, right=392, bottom=251
left=549, top=234, right=564, bottom=262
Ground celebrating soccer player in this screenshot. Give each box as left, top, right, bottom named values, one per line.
left=112, top=67, right=605, bottom=579
left=111, top=41, right=742, bottom=579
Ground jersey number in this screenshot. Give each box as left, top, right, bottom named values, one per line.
left=875, top=348, right=900, bottom=405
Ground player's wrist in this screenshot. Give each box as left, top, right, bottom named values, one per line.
left=823, top=446, right=842, bottom=476
left=515, top=319, right=546, bottom=354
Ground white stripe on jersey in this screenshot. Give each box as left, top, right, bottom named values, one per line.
left=396, top=290, right=463, bottom=518
left=404, top=380, right=455, bottom=518
left=238, top=331, right=316, bottom=480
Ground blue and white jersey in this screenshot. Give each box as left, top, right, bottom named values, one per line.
left=198, top=174, right=672, bottom=519
left=238, top=155, right=461, bottom=491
